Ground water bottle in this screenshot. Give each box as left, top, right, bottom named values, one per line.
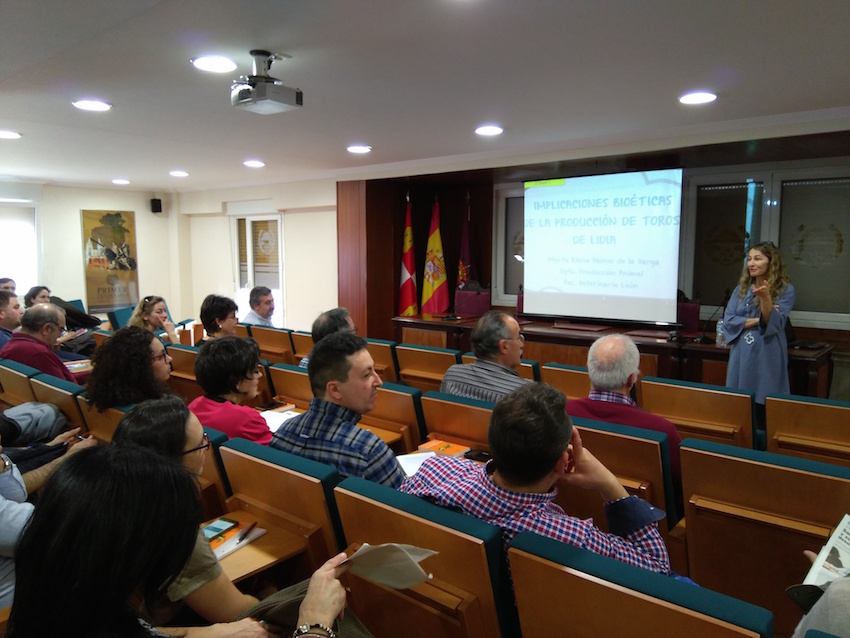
left=715, top=319, right=727, bottom=347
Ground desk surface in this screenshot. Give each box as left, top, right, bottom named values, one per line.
left=214, top=509, right=307, bottom=583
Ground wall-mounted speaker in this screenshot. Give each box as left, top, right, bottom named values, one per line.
left=150, top=198, right=162, bottom=213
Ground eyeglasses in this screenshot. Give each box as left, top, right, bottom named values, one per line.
left=246, top=365, right=263, bottom=379
left=151, top=350, right=169, bottom=363
left=182, top=432, right=210, bottom=455
left=517, top=333, right=525, bottom=343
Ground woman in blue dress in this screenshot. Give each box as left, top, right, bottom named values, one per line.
left=723, top=242, right=795, bottom=428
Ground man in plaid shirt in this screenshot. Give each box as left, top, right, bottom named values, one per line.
left=400, top=383, right=671, bottom=574
left=270, top=331, right=405, bottom=488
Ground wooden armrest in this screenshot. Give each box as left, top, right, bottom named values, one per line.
left=399, top=369, right=445, bottom=382
left=690, top=496, right=832, bottom=538
left=774, top=433, right=850, bottom=456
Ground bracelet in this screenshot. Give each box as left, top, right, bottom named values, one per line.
left=292, top=623, right=336, bottom=638
left=0, top=454, right=11, bottom=475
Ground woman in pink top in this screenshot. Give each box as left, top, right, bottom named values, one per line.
left=188, top=336, right=272, bottom=444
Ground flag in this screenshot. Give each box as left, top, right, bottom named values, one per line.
left=420, top=200, right=449, bottom=313
left=398, top=200, right=418, bottom=316
left=456, top=199, right=476, bottom=289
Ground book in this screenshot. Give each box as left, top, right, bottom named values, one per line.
left=206, top=519, right=267, bottom=560
left=418, top=439, right=470, bottom=457
left=786, top=513, right=850, bottom=613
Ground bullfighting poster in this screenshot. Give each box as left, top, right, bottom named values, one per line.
left=81, top=210, right=139, bottom=312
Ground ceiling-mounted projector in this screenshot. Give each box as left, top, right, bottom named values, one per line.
left=231, top=49, right=303, bottom=115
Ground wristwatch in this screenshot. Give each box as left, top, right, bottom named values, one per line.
left=292, top=623, right=336, bottom=638
left=0, top=454, right=11, bottom=474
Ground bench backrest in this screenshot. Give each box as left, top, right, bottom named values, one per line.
left=220, top=438, right=343, bottom=568
left=540, top=363, right=592, bottom=399
left=508, top=531, right=773, bottom=638
left=247, top=326, right=295, bottom=365
left=680, top=439, right=850, bottom=637
left=358, top=381, right=424, bottom=452
left=268, top=363, right=313, bottom=409
left=0, top=359, right=40, bottom=405
left=334, top=476, right=517, bottom=638
left=765, top=393, right=850, bottom=467
left=640, top=377, right=754, bottom=448
left=395, top=344, right=461, bottom=393
left=366, top=337, right=400, bottom=383
left=420, top=391, right=494, bottom=451
left=30, top=373, right=87, bottom=432
left=558, top=417, right=678, bottom=531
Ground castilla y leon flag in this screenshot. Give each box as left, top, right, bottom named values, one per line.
left=420, top=200, right=449, bottom=314
left=398, top=200, right=419, bottom=316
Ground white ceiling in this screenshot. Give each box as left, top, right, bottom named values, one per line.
left=2, top=0, right=850, bottom=193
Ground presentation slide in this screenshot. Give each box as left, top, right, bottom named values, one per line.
left=523, top=168, right=683, bottom=324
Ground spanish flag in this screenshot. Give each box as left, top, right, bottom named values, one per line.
left=398, top=200, right=418, bottom=316
left=421, top=200, right=449, bottom=314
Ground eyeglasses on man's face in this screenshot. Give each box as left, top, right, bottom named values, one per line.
left=151, top=350, right=169, bottom=363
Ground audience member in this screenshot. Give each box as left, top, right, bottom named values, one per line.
left=0, top=278, right=15, bottom=293
left=0, top=431, right=94, bottom=608
left=0, top=290, right=24, bottom=349
left=188, top=337, right=272, bottom=444
left=6, top=444, right=274, bottom=637
left=0, top=303, right=87, bottom=384
left=0, top=441, right=33, bottom=609
left=23, top=285, right=98, bottom=358
left=197, top=294, right=239, bottom=346
left=242, top=286, right=275, bottom=327
left=129, top=295, right=179, bottom=342
left=440, top=310, right=532, bottom=402
left=113, top=397, right=265, bottom=632
left=270, top=331, right=405, bottom=488
left=23, top=284, right=101, bottom=328
left=400, top=383, right=671, bottom=574
left=22, top=285, right=50, bottom=307
left=86, top=326, right=173, bottom=410
left=566, top=334, right=683, bottom=484
left=299, top=307, right=357, bottom=369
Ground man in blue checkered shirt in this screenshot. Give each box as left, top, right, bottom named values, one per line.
left=270, top=331, right=405, bottom=488
left=400, top=383, right=671, bottom=574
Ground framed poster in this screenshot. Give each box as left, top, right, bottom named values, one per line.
left=81, top=210, right=140, bottom=313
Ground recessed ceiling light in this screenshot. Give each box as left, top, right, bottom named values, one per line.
left=243, top=160, right=265, bottom=168
left=112, top=178, right=130, bottom=185
left=679, top=91, right=717, bottom=105
left=72, top=99, right=112, bottom=112
left=191, top=55, right=238, bottom=73
left=169, top=170, right=189, bottom=178
left=0, top=130, right=21, bottom=140
left=475, top=124, right=503, bottom=136
left=347, top=144, right=372, bottom=154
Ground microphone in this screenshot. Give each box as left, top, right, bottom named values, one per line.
left=693, top=288, right=731, bottom=344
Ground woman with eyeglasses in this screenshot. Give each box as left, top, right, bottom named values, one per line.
left=129, top=295, right=179, bottom=343
left=111, top=396, right=272, bottom=636
left=196, top=295, right=239, bottom=347
left=723, top=241, right=795, bottom=428
left=86, top=326, right=173, bottom=411
left=188, top=337, right=272, bottom=444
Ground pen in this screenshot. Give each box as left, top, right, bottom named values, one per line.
left=236, top=521, right=257, bottom=544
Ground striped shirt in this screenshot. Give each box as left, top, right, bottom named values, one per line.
left=400, top=456, right=671, bottom=574
left=269, top=397, right=405, bottom=488
left=440, top=359, right=532, bottom=403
